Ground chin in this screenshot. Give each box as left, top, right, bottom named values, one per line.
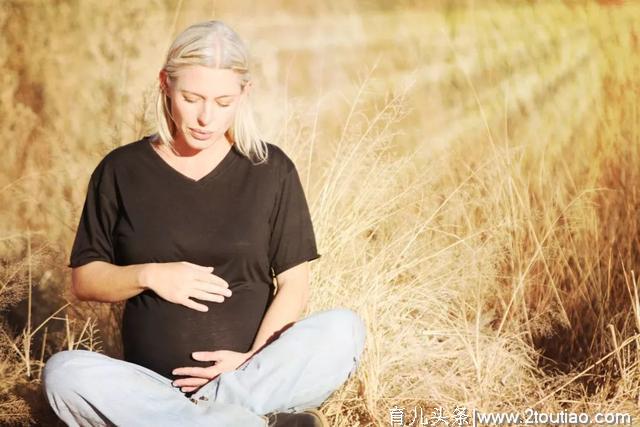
left=181, top=130, right=217, bottom=148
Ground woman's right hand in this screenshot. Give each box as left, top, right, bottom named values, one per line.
left=141, top=261, right=232, bottom=312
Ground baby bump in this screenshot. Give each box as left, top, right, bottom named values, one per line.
left=121, top=281, right=271, bottom=380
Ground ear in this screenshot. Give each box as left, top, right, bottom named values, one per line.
left=243, top=80, right=253, bottom=96
left=159, top=70, right=170, bottom=96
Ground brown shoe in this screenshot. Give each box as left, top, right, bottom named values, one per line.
left=265, top=408, right=329, bottom=426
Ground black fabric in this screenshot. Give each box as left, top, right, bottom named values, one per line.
left=68, top=135, right=320, bottom=380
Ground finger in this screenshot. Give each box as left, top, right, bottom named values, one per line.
left=194, top=284, right=232, bottom=298
left=190, top=289, right=225, bottom=303
left=194, top=271, right=229, bottom=288
left=181, top=386, right=199, bottom=393
left=173, top=377, right=209, bottom=387
left=173, top=366, right=211, bottom=377
left=182, top=261, right=214, bottom=272
left=182, top=298, right=209, bottom=312
left=192, top=351, right=220, bottom=362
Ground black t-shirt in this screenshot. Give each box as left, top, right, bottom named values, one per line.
left=68, top=135, right=321, bottom=379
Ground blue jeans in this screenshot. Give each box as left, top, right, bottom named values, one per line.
left=42, top=308, right=366, bottom=427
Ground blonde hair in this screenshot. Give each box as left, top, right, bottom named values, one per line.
left=154, top=20, right=268, bottom=164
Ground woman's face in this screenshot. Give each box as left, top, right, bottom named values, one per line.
left=162, top=65, right=248, bottom=151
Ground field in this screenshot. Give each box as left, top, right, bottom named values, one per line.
left=1, top=0, right=639, bottom=425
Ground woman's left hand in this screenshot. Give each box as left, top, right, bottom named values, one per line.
left=172, top=350, right=254, bottom=393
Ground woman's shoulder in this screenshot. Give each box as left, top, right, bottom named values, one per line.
left=261, top=141, right=297, bottom=175
left=103, top=135, right=150, bottom=162
left=88, top=135, right=151, bottom=180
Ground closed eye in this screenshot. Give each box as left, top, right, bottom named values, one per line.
left=183, top=95, right=231, bottom=107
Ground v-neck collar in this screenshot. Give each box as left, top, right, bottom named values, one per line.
left=144, top=136, right=239, bottom=185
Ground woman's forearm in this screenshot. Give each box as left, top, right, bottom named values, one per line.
left=249, top=282, right=308, bottom=354
left=71, top=260, right=150, bottom=303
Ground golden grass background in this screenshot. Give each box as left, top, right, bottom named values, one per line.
left=1, top=0, right=640, bottom=425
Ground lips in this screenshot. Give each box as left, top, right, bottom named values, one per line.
left=189, top=128, right=213, bottom=140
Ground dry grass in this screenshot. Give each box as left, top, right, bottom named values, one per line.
left=1, top=0, right=639, bottom=425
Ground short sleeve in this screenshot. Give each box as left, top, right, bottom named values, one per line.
left=268, top=165, right=321, bottom=277
left=67, top=161, right=119, bottom=268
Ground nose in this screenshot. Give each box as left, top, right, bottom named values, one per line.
left=197, top=102, right=213, bottom=126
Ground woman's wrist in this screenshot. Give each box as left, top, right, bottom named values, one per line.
left=137, top=263, right=157, bottom=291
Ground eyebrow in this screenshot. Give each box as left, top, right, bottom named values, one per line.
left=181, top=90, right=238, bottom=100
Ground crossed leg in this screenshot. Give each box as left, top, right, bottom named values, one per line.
left=43, top=308, right=366, bottom=426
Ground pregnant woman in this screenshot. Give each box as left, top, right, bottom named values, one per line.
left=42, top=20, right=366, bottom=427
